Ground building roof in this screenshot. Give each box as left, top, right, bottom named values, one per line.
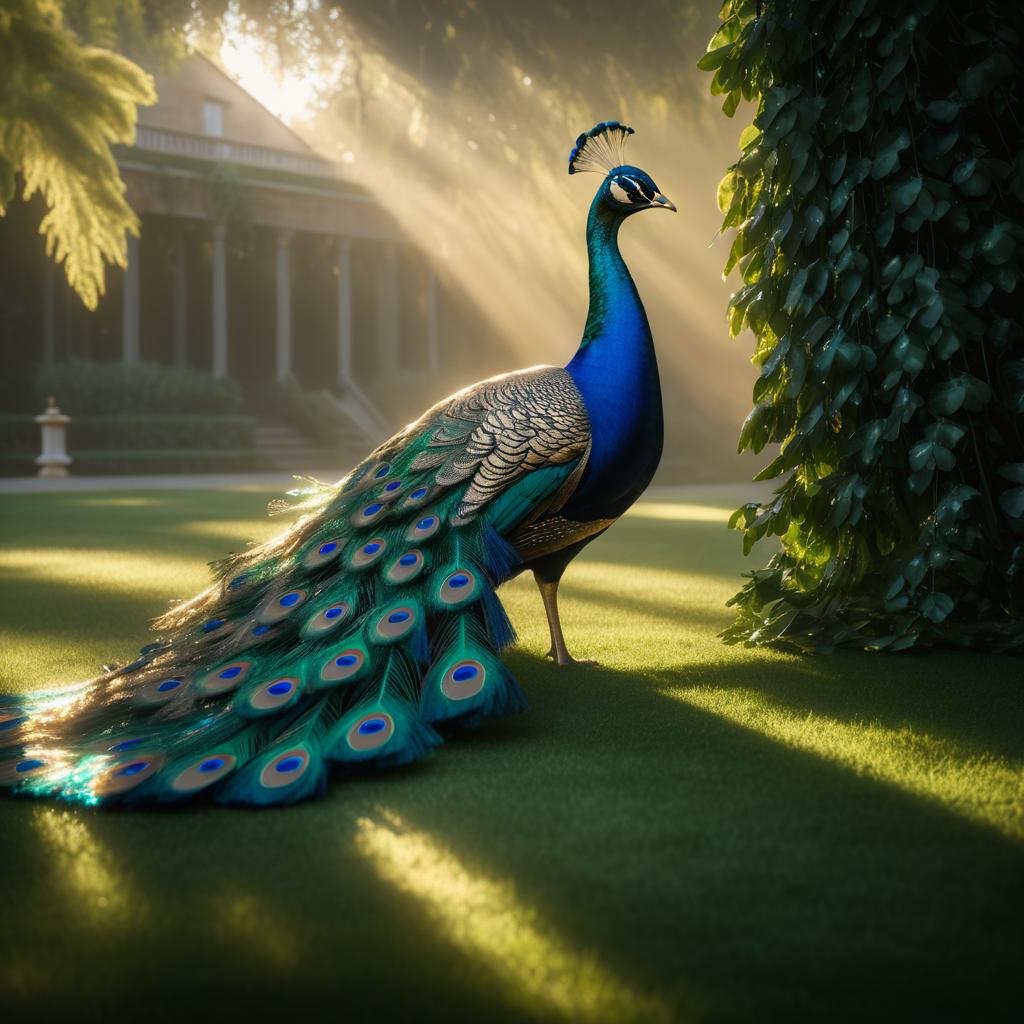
left=138, top=51, right=318, bottom=157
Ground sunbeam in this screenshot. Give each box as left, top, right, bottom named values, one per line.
left=354, top=809, right=675, bottom=1024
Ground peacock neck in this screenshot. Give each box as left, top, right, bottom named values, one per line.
left=576, top=201, right=647, bottom=351
left=562, top=196, right=664, bottom=521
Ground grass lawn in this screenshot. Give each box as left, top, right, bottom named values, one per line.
left=0, top=486, right=1021, bottom=1022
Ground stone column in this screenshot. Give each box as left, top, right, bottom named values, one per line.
left=42, top=259, right=55, bottom=366
left=212, top=223, right=228, bottom=378
left=173, top=228, right=188, bottom=369
left=122, top=233, right=140, bottom=364
left=425, top=265, right=440, bottom=372
left=336, top=236, right=352, bottom=385
left=275, top=231, right=292, bottom=382
left=376, top=242, right=399, bottom=374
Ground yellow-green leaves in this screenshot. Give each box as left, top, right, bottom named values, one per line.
left=0, top=0, right=155, bottom=309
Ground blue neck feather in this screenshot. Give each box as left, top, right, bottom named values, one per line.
left=563, top=192, right=664, bottom=520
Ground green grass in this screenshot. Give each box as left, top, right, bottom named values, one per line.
left=0, top=487, right=1021, bottom=1022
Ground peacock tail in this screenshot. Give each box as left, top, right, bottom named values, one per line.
left=0, top=367, right=590, bottom=807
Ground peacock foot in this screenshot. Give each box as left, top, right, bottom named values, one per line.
left=545, top=647, right=598, bottom=667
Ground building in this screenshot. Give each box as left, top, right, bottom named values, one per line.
left=0, top=53, right=478, bottom=441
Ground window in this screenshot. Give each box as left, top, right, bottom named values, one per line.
left=202, top=100, right=225, bottom=138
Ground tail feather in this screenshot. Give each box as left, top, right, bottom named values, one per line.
left=1, top=442, right=533, bottom=808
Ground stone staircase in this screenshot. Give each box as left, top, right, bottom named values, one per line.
left=253, top=422, right=368, bottom=475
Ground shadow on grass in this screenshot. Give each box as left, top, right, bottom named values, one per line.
left=2, top=650, right=1022, bottom=1023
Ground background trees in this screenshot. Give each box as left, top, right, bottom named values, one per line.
left=0, top=0, right=156, bottom=308
left=705, top=0, right=1024, bottom=651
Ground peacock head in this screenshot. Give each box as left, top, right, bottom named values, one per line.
left=568, top=121, right=676, bottom=217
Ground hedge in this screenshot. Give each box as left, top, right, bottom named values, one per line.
left=0, top=449, right=272, bottom=477
left=0, top=415, right=257, bottom=454
left=34, top=359, right=243, bottom=415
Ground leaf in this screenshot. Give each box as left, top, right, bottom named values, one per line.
left=697, top=43, right=734, bottom=72
left=998, top=488, right=1024, bottom=519
left=926, top=99, right=960, bottom=122
left=890, top=176, right=923, bottom=213
left=803, top=204, right=825, bottom=243
left=737, top=403, right=773, bottom=454
left=717, top=172, right=739, bottom=214
left=920, top=592, right=954, bottom=624
left=929, top=380, right=966, bottom=416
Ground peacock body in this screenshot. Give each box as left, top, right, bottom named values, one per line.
left=0, top=122, right=675, bottom=807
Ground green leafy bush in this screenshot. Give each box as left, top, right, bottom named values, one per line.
left=0, top=415, right=256, bottom=453
left=34, top=359, right=243, bottom=415
left=703, top=0, right=1024, bottom=652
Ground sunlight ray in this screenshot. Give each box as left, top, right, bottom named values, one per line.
left=32, top=807, right=138, bottom=923
left=0, top=548, right=207, bottom=597
left=664, top=685, right=1024, bottom=841
left=626, top=502, right=734, bottom=523
left=354, top=810, right=674, bottom=1024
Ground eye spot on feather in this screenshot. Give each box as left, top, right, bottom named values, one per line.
left=406, top=514, right=441, bottom=543
left=252, top=624, right=272, bottom=637
left=350, top=537, right=387, bottom=570
left=373, top=605, right=418, bottom=642
left=319, top=647, right=367, bottom=684
left=171, top=752, right=237, bottom=792
left=441, top=659, right=486, bottom=701
left=438, top=569, right=479, bottom=607
left=201, top=618, right=227, bottom=634
left=136, top=677, right=188, bottom=706
left=404, top=486, right=431, bottom=508
left=385, top=549, right=425, bottom=585
left=302, top=601, right=352, bottom=637
left=0, top=713, right=29, bottom=734
left=303, top=538, right=343, bottom=569
left=248, top=676, right=301, bottom=713
left=196, top=660, right=253, bottom=695
left=382, top=480, right=403, bottom=493
left=256, top=588, right=308, bottom=624
left=259, top=748, right=309, bottom=789
left=227, top=574, right=251, bottom=590
left=352, top=500, right=389, bottom=528
left=346, top=713, right=395, bottom=752
left=374, top=463, right=391, bottom=479
left=15, top=759, right=45, bottom=774
left=93, top=754, right=165, bottom=797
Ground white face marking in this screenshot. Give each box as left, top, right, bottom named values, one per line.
left=609, top=179, right=632, bottom=205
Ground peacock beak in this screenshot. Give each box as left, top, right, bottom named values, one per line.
left=652, top=193, right=677, bottom=212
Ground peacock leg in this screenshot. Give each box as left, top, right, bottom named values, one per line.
left=535, top=576, right=597, bottom=667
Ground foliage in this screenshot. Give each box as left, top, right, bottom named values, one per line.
left=34, top=358, right=243, bottom=415
left=0, top=413, right=255, bottom=453
left=0, top=0, right=155, bottom=309
left=702, top=0, right=1024, bottom=652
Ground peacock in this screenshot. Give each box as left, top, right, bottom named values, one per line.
left=0, top=122, right=675, bottom=807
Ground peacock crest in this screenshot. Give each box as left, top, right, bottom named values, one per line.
left=568, top=121, right=635, bottom=175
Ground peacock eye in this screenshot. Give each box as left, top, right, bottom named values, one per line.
left=609, top=179, right=632, bottom=204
